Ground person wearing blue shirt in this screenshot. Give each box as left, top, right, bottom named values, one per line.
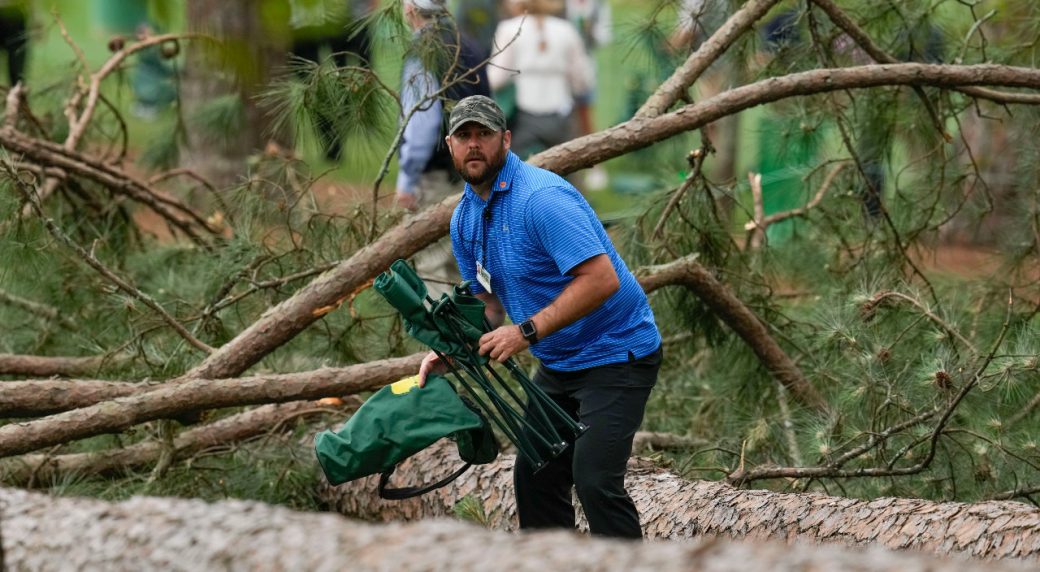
left=419, top=95, right=662, bottom=539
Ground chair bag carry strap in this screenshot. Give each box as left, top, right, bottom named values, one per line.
left=377, top=462, right=472, bottom=500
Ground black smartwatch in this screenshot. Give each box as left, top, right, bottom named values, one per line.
left=519, top=319, right=538, bottom=344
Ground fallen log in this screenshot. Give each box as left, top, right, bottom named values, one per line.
left=0, top=379, right=140, bottom=417
left=319, top=441, right=1040, bottom=561
left=0, top=397, right=361, bottom=487
left=0, top=353, right=118, bottom=378
left=0, top=353, right=423, bottom=458
left=0, top=487, right=1021, bottom=571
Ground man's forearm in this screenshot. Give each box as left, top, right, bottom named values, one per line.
left=531, top=255, right=619, bottom=340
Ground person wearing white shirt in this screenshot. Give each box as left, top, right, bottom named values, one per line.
left=488, top=0, right=594, bottom=158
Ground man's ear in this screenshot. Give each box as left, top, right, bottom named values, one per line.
left=445, top=135, right=453, bottom=156
left=503, top=130, right=512, bottom=151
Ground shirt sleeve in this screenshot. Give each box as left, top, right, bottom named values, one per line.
left=396, top=58, right=443, bottom=196
left=525, top=186, right=606, bottom=276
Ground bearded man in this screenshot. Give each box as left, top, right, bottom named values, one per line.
left=418, top=95, right=662, bottom=539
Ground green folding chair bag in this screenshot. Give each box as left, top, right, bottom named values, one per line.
left=374, top=261, right=472, bottom=359
left=315, top=374, right=498, bottom=497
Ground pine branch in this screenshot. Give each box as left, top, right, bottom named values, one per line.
left=0, top=289, right=77, bottom=330
left=2, top=83, right=23, bottom=130
left=807, top=0, right=1040, bottom=105
left=0, top=129, right=219, bottom=246
left=743, top=162, right=847, bottom=246
left=637, top=0, right=784, bottom=118
left=29, top=32, right=201, bottom=214
left=730, top=291, right=1016, bottom=485
left=2, top=159, right=214, bottom=355
left=652, top=139, right=711, bottom=240
left=637, top=254, right=827, bottom=411
left=863, top=290, right=978, bottom=354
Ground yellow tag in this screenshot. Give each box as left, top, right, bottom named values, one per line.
left=390, top=375, right=421, bottom=395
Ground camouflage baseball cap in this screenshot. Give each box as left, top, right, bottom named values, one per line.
left=447, top=96, right=507, bottom=136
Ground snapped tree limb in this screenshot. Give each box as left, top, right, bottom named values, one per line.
left=0, top=353, right=423, bottom=458
left=185, top=63, right=1040, bottom=386
left=0, top=398, right=361, bottom=487
left=637, top=255, right=827, bottom=411
left=0, top=354, right=121, bottom=379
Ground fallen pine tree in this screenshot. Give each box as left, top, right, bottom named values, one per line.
left=0, top=354, right=423, bottom=458
left=0, top=397, right=360, bottom=487
left=319, top=441, right=1040, bottom=562
left=0, top=487, right=1026, bottom=572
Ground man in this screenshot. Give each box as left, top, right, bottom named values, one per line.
left=419, top=95, right=662, bottom=539
left=397, top=0, right=490, bottom=295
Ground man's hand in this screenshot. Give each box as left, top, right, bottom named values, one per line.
left=418, top=351, right=448, bottom=386
left=478, top=325, right=529, bottom=363
left=396, top=192, right=419, bottom=211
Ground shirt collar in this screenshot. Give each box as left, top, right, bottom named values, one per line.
left=464, top=151, right=520, bottom=204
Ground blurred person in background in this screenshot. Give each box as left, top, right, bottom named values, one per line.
left=563, top=0, right=610, bottom=190
left=92, top=0, right=176, bottom=119
left=396, top=0, right=490, bottom=294
left=455, top=0, right=500, bottom=57
left=488, top=0, right=593, bottom=160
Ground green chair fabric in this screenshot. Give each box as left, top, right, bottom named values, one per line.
left=314, top=374, right=496, bottom=486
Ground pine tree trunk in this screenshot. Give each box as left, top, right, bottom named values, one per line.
left=180, top=0, right=288, bottom=186
left=0, top=487, right=1018, bottom=572
left=319, top=442, right=1040, bottom=561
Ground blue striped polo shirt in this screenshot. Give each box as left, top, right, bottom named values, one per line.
left=449, top=151, right=660, bottom=371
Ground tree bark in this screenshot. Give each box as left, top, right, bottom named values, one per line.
left=0, top=353, right=423, bottom=458
left=0, top=353, right=118, bottom=378
left=0, top=487, right=1019, bottom=572
left=320, top=442, right=1040, bottom=561
left=0, top=379, right=140, bottom=417
left=181, top=0, right=288, bottom=186
left=0, top=398, right=361, bottom=487
left=637, top=255, right=826, bottom=410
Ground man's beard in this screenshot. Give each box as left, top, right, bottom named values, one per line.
left=454, top=143, right=507, bottom=187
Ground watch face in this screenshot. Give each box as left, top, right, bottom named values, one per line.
left=520, top=320, right=536, bottom=339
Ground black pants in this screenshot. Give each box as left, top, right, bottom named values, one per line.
left=514, top=347, right=661, bottom=539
